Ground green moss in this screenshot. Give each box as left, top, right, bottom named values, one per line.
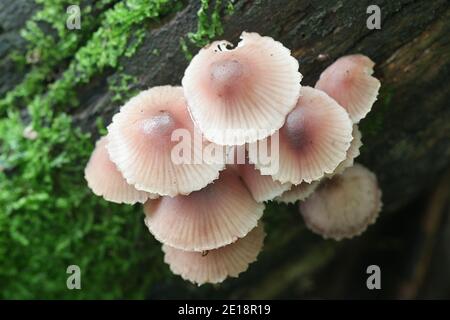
left=124, top=29, right=146, bottom=58
left=225, top=0, right=235, bottom=15
left=188, top=0, right=224, bottom=46
left=95, top=117, right=108, bottom=136
left=360, top=86, right=393, bottom=137
left=0, top=0, right=112, bottom=114
left=151, top=48, right=160, bottom=56
left=108, top=72, right=139, bottom=103
left=0, top=0, right=183, bottom=299
left=181, top=0, right=235, bottom=60
left=179, top=37, right=193, bottom=61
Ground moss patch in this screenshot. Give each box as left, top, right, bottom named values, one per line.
left=0, top=0, right=183, bottom=299
left=0, top=0, right=236, bottom=299
left=108, top=71, right=139, bottom=103
left=180, top=0, right=235, bottom=60
left=360, top=85, right=393, bottom=137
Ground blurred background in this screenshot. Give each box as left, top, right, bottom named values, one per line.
left=0, top=0, right=449, bottom=299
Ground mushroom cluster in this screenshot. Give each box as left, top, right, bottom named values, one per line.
left=84, top=32, right=382, bottom=286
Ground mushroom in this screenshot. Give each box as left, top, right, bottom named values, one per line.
left=106, top=85, right=225, bottom=197
left=249, top=86, right=353, bottom=185
left=326, top=124, right=362, bottom=177
left=84, top=136, right=157, bottom=204
left=299, top=164, right=382, bottom=240
left=237, top=163, right=291, bottom=202
left=315, top=54, right=381, bottom=123
left=144, top=169, right=264, bottom=251
left=23, top=125, right=38, bottom=140
left=275, top=181, right=320, bottom=204
left=182, top=32, right=302, bottom=145
left=162, top=223, right=265, bottom=286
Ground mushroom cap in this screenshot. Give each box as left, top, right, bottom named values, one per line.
left=238, top=163, right=291, bottom=202
left=275, top=181, right=319, bottom=204
left=182, top=32, right=302, bottom=145
left=299, top=164, right=382, bottom=240
left=144, top=169, right=264, bottom=251
left=250, top=86, right=353, bottom=184
left=162, top=223, right=265, bottom=286
left=315, top=54, right=381, bottom=123
left=107, top=85, right=225, bottom=197
left=84, top=136, right=156, bottom=204
left=326, top=124, right=363, bottom=177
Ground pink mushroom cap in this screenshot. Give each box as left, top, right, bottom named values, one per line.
left=84, top=136, right=157, bottom=204
left=315, top=54, right=381, bottom=123
left=106, top=86, right=225, bottom=197
left=300, top=164, right=382, bottom=240
left=182, top=32, right=302, bottom=145
left=144, top=169, right=264, bottom=251
left=326, top=124, right=363, bottom=177
left=249, top=86, right=353, bottom=184
left=162, top=223, right=265, bottom=286
left=237, top=163, right=291, bottom=202
left=275, top=181, right=320, bottom=204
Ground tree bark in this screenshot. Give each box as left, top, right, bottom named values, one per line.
left=78, top=0, right=450, bottom=213
left=0, top=0, right=37, bottom=95
left=134, top=0, right=449, bottom=299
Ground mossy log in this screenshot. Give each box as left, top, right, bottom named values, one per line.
left=78, top=0, right=450, bottom=213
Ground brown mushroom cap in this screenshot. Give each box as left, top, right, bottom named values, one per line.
left=106, top=86, right=225, bottom=197
left=162, top=223, right=265, bottom=286
left=275, top=181, right=320, bottom=204
left=238, top=163, right=291, bottom=202
left=299, top=164, right=382, bottom=240
left=84, top=136, right=156, bottom=204
left=315, top=54, right=381, bottom=123
left=250, top=86, right=353, bottom=184
left=182, top=32, right=302, bottom=145
left=144, top=169, right=264, bottom=251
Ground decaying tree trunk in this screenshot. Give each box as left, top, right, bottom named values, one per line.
left=78, top=0, right=450, bottom=213
left=2, top=0, right=449, bottom=298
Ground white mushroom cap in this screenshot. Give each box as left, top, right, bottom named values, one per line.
left=275, top=181, right=320, bottom=204
left=84, top=136, right=157, bottom=204
left=182, top=32, right=302, bottom=145
left=162, top=223, right=265, bottom=286
left=250, top=86, right=353, bottom=184
left=144, top=169, right=264, bottom=252
left=300, top=164, right=382, bottom=240
left=237, top=163, right=291, bottom=202
left=106, top=86, right=225, bottom=197
left=315, top=54, right=381, bottom=123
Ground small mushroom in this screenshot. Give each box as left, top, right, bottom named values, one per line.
left=249, top=86, right=353, bottom=185
left=107, top=86, right=225, bottom=197
left=84, top=136, right=157, bottom=204
left=144, top=169, right=264, bottom=252
left=23, top=125, right=38, bottom=140
left=299, top=164, right=382, bottom=240
left=237, top=163, right=291, bottom=202
left=182, top=32, right=302, bottom=145
left=162, top=223, right=265, bottom=286
left=315, top=54, right=381, bottom=123
left=326, top=124, right=362, bottom=177
left=275, top=180, right=320, bottom=204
